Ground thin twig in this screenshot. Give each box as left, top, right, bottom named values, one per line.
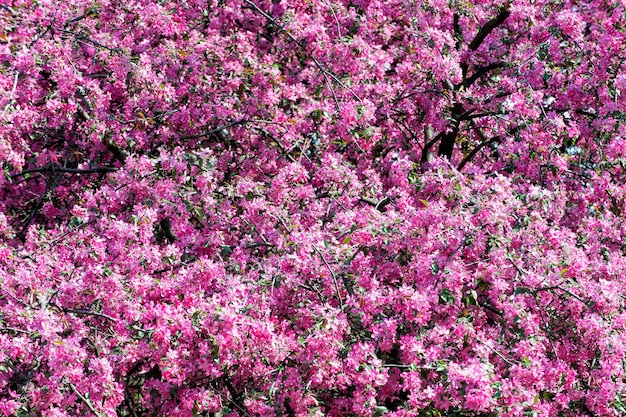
left=152, top=262, right=188, bottom=276
left=69, top=382, right=103, bottom=417
left=58, top=28, right=122, bottom=53
left=434, top=233, right=473, bottom=288
left=17, top=172, right=62, bottom=241
left=298, top=283, right=324, bottom=302
left=0, top=4, right=17, bottom=16
left=0, top=327, right=31, bottom=335
left=65, top=308, right=117, bottom=322
left=1, top=71, right=18, bottom=116
left=458, top=62, right=505, bottom=90
left=47, top=218, right=97, bottom=246
left=322, top=69, right=341, bottom=112
left=1, top=285, right=29, bottom=307
left=506, top=254, right=527, bottom=276
left=51, top=304, right=117, bottom=322
left=531, top=293, right=560, bottom=360
left=321, top=0, right=342, bottom=38
left=312, top=245, right=344, bottom=309
left=179, top=119, right=247, bottom=140
left=478, top=301, right=503, bottom=316
left=555, top=285, right=596, bottom=309
left=512, top=259, right=597, bottom=312
left=242, top=0, right=361, bottom=102
left=381, top=363, right=413, bottom=368
left=253, top=126, right=297, bottom=162
left=476, top=338, right=517, bottom=366
left=11, top=166, right=118, bottom=179
left=243, top=242, right=275, bottom=249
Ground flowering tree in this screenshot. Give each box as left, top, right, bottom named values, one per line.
left=1, top=0, right=626, bottom=416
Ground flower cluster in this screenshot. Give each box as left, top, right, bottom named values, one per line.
left=1, top=0, right=626, bottom=416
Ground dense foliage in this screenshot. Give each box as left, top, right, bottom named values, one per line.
left=1, top=0, right=626, bottom=416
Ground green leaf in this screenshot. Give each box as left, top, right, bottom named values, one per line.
left=439, top=288, right=455, bottom=305
left=374, top=406, right=389, bottom=416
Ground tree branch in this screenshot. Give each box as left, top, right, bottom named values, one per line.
left=104, top=139, right=128, bottom=165
left=468, top=6, right=511, bottom=51
left=458, top=123, right=520, bottom=171
left=58, top=28, right=123, bottom=53
left=457, top=130, right=498, bottom=171
left=50, top=303, right=117, bottom=322
left=359, top=196, right=392, bottom=212
left=11, top=165, right=118, bottom=179
left=478, top=301, right=503, bottom=316
left=421, top=131, right=445, bottom=164
left=242, top=0, right=361, bottom=102
left=221, top=375, right=252, bottom=417
left=459, top=62, right=505, bottom=89
left=453, top=13, right=463, bottom=51
left=179, top=119, right=247, bottom=141
left=438, top=102, right=464, bottom=158
left=312, top=244, right=344, bottom=309
left=69, top=382, right=104, bottom=417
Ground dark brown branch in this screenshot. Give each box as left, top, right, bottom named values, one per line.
left=50, top=303, right=117, bottom=322
left=179, top=119, right=247, bottom=141
left=421, top=131, right=445, bottom=163
left=458, top=138, right=499, bottom=171
left=453, top=13, right=463, bottom=51
left=84, top=72, right=109, bottom=79
left=574, top=109, right=598, bottom=118
left=104, top=139, right=128, bottom=165
left=64, top=308, right=117, bottom=322
left=457, top=109, right=476, bottom=122
left=49, top=218, right=97, bottom=245
left=242, top=0, right=361, bottom=102
left=438, top=102, right=464, bottom=158
left=159, top=218, right=177, bottom=243
left=152, top=262, right=188, bottom=276
left=457, top=124, right=520, bottom=171
left=76, top=103, right=90, bottom=122
left=478, top=301, right=503, bottom=316
left=6, top=361, right=34, bottom=393
left=340, top=273, right=355, bottom=296
left=252, top=126, right=297, bottom=162
left=58, top=28, right=123, bottom=53
left=461, top=111, right=501, bottom=120
left=457, top=122, right=497, bottom=171
left=459, top=62, right=505, bottom=89
left=221, top=375, right=252, bottom=417
left=11, top=166, right=118, bottom=179
left=0, top=327, right=31, bottom=335
left=18, top=173, right=63, bottom=242
left=536, top=286, right=598, bottom=311
left=243, top=242, right=275, bottom=249
left=468, top=6, right=511, bottom=51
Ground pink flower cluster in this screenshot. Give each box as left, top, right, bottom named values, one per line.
left=1, top=0, right=626, bottom=416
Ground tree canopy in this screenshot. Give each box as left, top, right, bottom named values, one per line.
left=1, top=0, right=626, bottom=416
